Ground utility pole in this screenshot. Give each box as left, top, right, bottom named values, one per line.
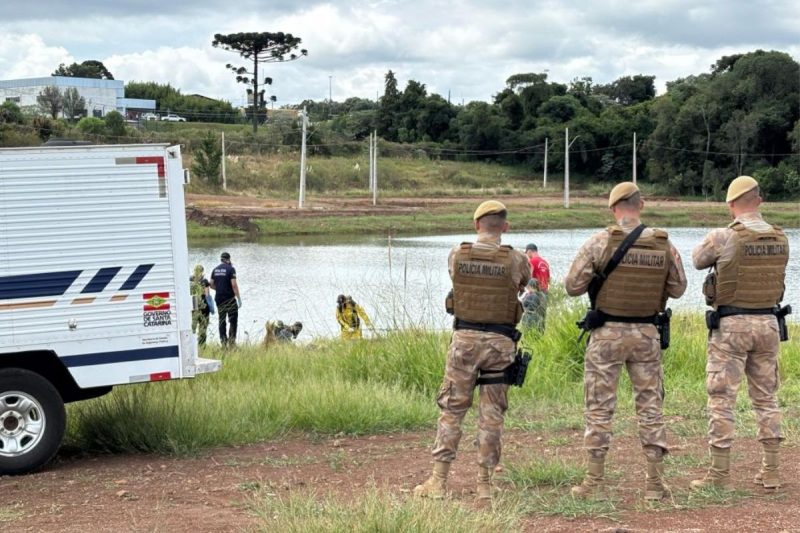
left=564, top=128, right=579, bottom=208
left=221, top=131, right=227, bottom=190
left=298, top=106, right=308, bottom=208
left=543, top=137, right=548, bottom=188
left=372, top=130, right=378, bottom=206
left=632, top=131, right=637, bottom=184
left=329, top=75, right=332, bottom=103
left=368, top=131, right=374, bottom=192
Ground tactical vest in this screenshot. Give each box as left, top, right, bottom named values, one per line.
left=714, top=222, right=789, bottom=309
left=452, top=243, right=522, bottom=325
left=594, top=226, right=670, bottom=317
left=190, top=279, right=207, bottom=312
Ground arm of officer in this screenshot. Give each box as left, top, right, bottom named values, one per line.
left=517, top=250, right=532, bottom=291
left=665, top=243, right=688, bottom=299
left=564, top=233, right=602, bottom=296
left=692, top=228, right=726, bottom=270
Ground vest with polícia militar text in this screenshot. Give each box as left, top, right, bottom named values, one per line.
left=594, top=225, right=670, bottom=317
left=714, top=222, right=789, bottom=309
left=452, top=243, right=522, bottom=325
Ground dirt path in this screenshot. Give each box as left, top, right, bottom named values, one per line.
left=2, top=430, right=797, bottom=532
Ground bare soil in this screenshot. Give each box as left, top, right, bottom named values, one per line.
left=2, top=429, right=798, bottom=532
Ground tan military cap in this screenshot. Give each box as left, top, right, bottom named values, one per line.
left=473, top=200, right=507, bottom=220
left=726, top=175, right=758, bottom=202
left=608, top=181, right=640, bottom=207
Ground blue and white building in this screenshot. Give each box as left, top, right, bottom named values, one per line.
left=0, top=76, right=155, bottom=118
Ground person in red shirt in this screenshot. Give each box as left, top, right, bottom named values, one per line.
left=525, top=243, right=550, bottom=293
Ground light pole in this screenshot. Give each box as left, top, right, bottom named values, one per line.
left=328, top=75, right=332, bottom=103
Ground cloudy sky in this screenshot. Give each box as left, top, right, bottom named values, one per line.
left=1, top=1, right=798, bottom=107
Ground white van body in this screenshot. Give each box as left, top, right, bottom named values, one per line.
left=0, top=143, right=220, bottom=474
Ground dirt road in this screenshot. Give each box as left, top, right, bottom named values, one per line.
left=3, top=430, right=797, bottom=532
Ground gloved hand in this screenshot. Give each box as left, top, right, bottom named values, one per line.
left=236, top=296, right=242, bottom=309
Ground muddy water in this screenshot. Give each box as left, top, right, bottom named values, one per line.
left=189, top=228, right=800, bottom=343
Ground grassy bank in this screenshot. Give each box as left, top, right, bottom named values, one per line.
left=65, top=299, right=800, bottom=455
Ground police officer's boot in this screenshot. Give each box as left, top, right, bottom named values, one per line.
left=571, top=454, right=608, bottom=501
left=476, top=466, right=493, bottom=508
left=690, top=446, right=731, bottom=490
left=753, top=440, right=781, bottom=489
left=413, top=461, right=450, bottom=499
left=644, top=446, right=670, bottom=501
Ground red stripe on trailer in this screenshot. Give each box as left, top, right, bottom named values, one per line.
left=149, top=372, right=171, bottom=381
left=135, top=156, right=165, bottom=177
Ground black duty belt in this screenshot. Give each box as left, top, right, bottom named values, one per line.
left=717, top=306, right=776, bottom=318
left=454, top=319, right=521, bottom=342
left=602, top=314, right=657, bottom=324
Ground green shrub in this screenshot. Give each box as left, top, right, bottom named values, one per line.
left=104, top=111, right=126, bottom=137
left=76, top=116, right=106, bottom=135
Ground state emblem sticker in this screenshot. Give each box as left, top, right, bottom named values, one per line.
left=143, top=292, right=172, bottom=327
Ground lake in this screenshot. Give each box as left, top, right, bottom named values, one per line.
left=189, top=228, right=800, bottom=343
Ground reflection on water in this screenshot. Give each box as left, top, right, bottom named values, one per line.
left=189, top=228, right=800, bottom=343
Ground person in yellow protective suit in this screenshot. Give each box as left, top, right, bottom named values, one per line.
left=336, top=294, right=374, bottom=339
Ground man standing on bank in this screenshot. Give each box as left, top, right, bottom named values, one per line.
left=690, top=176, right=791, bottom=491
left=414, top=200, right=530, bottom=506
left=210, top=252, right=241, bottom=346
left=565, top=182, right=686, bottom=501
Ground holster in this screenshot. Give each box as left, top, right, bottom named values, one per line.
left=576, top=309, right=607, bottom=332
left=776, top=304, right=792, bottom=342
left=705, top=309, right=720, bottom=331
left=654, top=308, right=672, bottom=350
left=476, top=349, right=532, bottom=387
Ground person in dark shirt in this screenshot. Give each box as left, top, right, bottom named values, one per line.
left=210, top=252, right=241, bottom=346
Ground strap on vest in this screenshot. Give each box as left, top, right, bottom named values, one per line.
left=454, top=319, right=521, bottom=342
left=602, top=313, right=658, bottom=324
left=588, top=224, right=647, bottom=308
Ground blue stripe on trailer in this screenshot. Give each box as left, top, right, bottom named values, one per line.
left=81, top=267, right=122, bottom=293
left=61, top=345, right=179, bottom=367
left=119, top=264, right=154, bottom=291
left=0, top=270, right=82, bottom=300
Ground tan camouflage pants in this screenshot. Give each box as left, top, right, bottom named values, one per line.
left=432, top=330, right=515, bottom=468
left=706, top=315, right=781, bottom=448
left=583, top=323, right=667, bottom=456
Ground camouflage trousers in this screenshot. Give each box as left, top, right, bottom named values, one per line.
left=192, top=310, right=209, bottom=346
left=706, top=315, right=781, bottom=448
left=431, top=330, right=516, bottom=468
left=583, top=323, right=667, bottom=457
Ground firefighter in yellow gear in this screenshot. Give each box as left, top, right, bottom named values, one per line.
left=336, top=294, right=374, bottom=339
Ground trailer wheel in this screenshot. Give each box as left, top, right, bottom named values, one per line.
left=0, top=368, right=66, bottom=475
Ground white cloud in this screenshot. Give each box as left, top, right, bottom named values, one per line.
left=0, top=33, right=72, bottom=79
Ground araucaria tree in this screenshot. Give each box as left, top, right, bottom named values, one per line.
left=212, top=32, right=307, bottom=133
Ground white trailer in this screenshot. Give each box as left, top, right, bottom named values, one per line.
left=0, top=143, right=220, bottom=474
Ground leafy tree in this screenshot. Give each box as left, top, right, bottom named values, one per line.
left=0, top=101, right=24, bottom=124
left=596, top=75, right=656, bottom=105
left=53, top=60, right=114, bottom=80
left=212, top=32, right=307, bottom=133
left=378, top=70, right=401, bottom=140
left=125, top=81, right=237, bottom=123
left=104, top=111, right=126, bottom=137
left=192, top=132, right=222, bottom=186
left=37, top=85, right=63, bottom=119
left=62, top=87, right=86, bottom=120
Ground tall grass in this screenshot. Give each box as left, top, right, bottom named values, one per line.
left=66, top=305, right=800, bottom=454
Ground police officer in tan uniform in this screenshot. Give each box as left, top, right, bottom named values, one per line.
left=691, top=176, right=790, bottom=491
left=413, top=200, right=530, bottom=505
left=565, top=182, right=687, bottom=501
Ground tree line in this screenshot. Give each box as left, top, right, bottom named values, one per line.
left=298, top=50, right=799, bottom=198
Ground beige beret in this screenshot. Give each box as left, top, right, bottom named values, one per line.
left=726, top=175, right=758, bottom=202
left=473, top=200, right=507, bottom=220
left=608, top=181, right=640, bottom=208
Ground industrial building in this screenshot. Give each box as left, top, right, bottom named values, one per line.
left=0, top=76, right=155, bottom=119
